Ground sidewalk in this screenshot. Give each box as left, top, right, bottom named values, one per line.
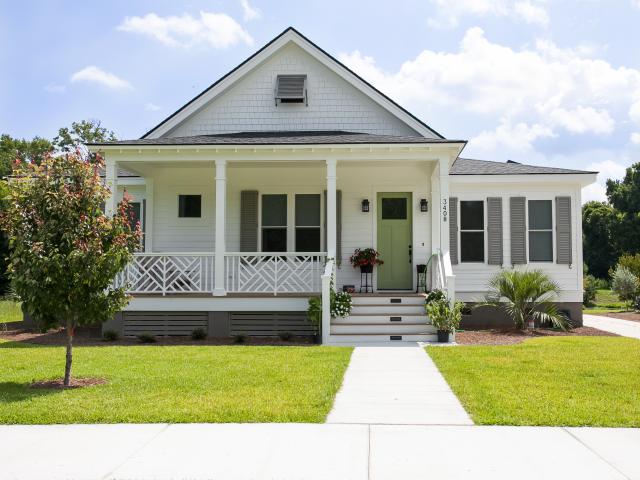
left=1, top=423, right=639, bottom=479
left=584, top=314, right=640, bottom=340
left=326, top=343, right=472, bottom=425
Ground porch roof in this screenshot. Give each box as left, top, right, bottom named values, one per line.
left=451, top=157, right=597, bottom=175
left=90, top=130, right=467, bottom=147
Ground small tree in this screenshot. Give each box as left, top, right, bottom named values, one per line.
left=1, top=152, right=140, bottom=386
left=479, top=270, right=570, bottom=330
left=610, top=266, right=639, bottom=311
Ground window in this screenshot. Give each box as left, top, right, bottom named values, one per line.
left=381, top=198, right=407, bottom=220
left=178, top=195, right=201, bottom=218
left=460, top=200, right=484, bottom=262
left=261, top=194, right=287, bottom=252
left=528, top=200, right=553, bottom=262
left=128, top=202, right=141, bottom=231
left=295, top=194, right=321, bottom=252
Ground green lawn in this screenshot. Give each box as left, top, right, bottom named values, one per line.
left=583, top=289, right=627, bottom=314
left=0, top=340, right=352, bottom=424
left=0, top=300, right=22, bottom=324
left=428, top=336, right=640, bottom=427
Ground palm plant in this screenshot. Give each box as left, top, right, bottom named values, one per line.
left=480, top=270, right=569, bottom=331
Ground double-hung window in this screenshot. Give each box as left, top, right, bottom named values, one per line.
left=460, top=200, right=485, bottom=263
left=528, top=200, right=553, bottom=262
left=295, top=194, right=321, bottom=252
left=261, top=194, right=288, bottom=252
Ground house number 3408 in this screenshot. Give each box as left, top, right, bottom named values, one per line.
left=442, top=198, right=448, bottom=222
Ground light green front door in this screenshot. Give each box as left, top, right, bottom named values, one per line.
left=376, top=192, right=413, bottom=290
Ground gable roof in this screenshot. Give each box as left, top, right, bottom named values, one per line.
left=97, top=130, right=464, bottom=147
left=451, top=157, right=597, bottom=175
left=142, top=27, right=444, bottom=140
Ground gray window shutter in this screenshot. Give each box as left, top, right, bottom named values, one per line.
left=240, top=190, right=258, bottom=252
left=556, top=196, right=572, bottom=265
left=449, top=197, right=458, bottom=265
left=510, top=197, right=527, bottom=264
left=323, top=190, right=342, bottom=260
left=487, top=197, right=503, bottom=265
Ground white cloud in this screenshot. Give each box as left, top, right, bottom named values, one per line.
left=427, top=0, right=548, bottom=28
left=240, top=0, right=260, bottom=21
left=44, top=83, right=66, bottom=93
left=632, top=0, right=640, bottom=9
left=471, top=121, right=555, bottom=152
left=582, top=159, right=627, bottom=203
left=70, top=66, right=132, bottom=90
left=547, top=106, right=615, bottom=134
left=118, top=11, right=253, bottom=49
left=145, top=102, right=161, bottom=111
left=631, top=132, right=640, bottom=144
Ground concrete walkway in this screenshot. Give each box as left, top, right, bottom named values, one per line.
left=584, top=313, right=640, bottom=340
left=326, top=343, right=472, bottom=425
left=1, top=423, right=639, bottom=479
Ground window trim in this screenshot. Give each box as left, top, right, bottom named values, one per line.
left=458, top=199, right=486, bottom=264
left=258, top=191, right=324, bottom=252
left=527, top=199, right=555, bottom=263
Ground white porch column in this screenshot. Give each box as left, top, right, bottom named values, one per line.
left=326, top=158, right=337, bottom=257
left=430, top=164, right=441, bottom=253
left=438, top=156, right=450, bottom=256
left=213, top=159, right=227, bottom=296
left=105, top=157, right=118, bottom=217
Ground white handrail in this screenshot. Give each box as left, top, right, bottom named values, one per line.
left=321, top=257, right=335, bottom=344
left=434, top=248, right=456, bottom=305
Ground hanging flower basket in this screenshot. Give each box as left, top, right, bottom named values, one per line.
left=350, top=248, right=384, bottom=271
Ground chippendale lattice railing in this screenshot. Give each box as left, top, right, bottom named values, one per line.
left=224, top=252, right=326, bottom=295
left=115, top=252, right=326, bottom=295
left=115, top=253, right=215, bottom=295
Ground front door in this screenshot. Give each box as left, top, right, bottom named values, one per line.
left=376, top=192, right=412, bottom=290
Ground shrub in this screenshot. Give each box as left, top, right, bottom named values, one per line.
left=307, top=297, right=322, bottom=330
left=613, top=254, right=640, bottom=279
left=611, top=266, right=639, bottom=310
left=191, top=328, right=206, bottom=340
left=593, top=277, right=609, bottom=290
left=425, top=296, right=463, bottom=333
left=583, top=274, right=598, bottom=306
left=331, top=291, right=352, bottom=318
left=137, top=333, right=156, bottom=344
left=102, top=330, right=119, bottom=342
left=479, top=270, right=569, bottom=330
left=278, top=331, right=293, bottom=341
left=233, top=334, right=246, bottom=344
left=425, top=289, right=447, bottom=305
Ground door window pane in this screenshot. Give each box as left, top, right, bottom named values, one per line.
left=381, top=198, right=407, bottom=219
left=460, top=201, right=485, bottom=262
left=128, top=202, right=141, bottom=230
left=178, top=195, right=201, bottom=218
left=295, top=194, right=320, bottom=226
left=262, top=194, right=287, bottom=226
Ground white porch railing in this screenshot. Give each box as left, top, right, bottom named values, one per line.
left=224, top=252, right=326, bottom=294
left=115, top=253, right=215, bottom=295
left=321, top=256, right=336, bottom=344
left=116, top=252, right=327, bottom=295
left=433, top=248, right=456, bottom=303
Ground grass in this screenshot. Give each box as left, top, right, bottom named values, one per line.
left=583, top=289, right=627, bottom=314
left=428, top=336, right=640, bottom=427
left=0, top=340, right=352, bottom=424
left=0, top=300, right=22, bottom=324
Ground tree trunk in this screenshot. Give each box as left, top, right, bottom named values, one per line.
left=63, top=318, right=75, bottom=387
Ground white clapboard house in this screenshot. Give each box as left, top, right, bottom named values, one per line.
left=92, top=27, right=596, bottom=343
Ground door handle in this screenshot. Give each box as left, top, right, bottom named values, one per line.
left=408, top=245, right=412, bottom=264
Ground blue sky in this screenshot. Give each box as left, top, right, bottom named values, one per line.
left=2, top=0, right=640, bottom=201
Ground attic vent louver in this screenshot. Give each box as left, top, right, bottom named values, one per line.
left=275, top=74, right=307, bottom=106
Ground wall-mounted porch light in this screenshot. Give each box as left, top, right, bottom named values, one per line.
left=361, top=199, right=370, bottom=213
left=420, top=198, right=429, bottom=212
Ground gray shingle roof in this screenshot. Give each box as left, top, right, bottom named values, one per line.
left=91, top=131, right=465, bottom=147
left=451, top=157, right=596, bottom=175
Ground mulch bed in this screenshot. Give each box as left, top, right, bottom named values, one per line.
left=455, top=326, right=617, bottom=346
left=30, top=378, right=108, bottom=389
left=596, top=312, right=640, bottom=323
left=0, top=328, right=317, bottom=347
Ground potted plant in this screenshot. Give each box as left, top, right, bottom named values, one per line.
left=350, top=248, right=384, bottom=273
left=425, top=295, right=463, bottom=343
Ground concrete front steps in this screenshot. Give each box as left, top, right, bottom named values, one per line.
left=329, top=293, right=436, bottom=343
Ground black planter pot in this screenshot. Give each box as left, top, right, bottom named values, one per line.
left=359, top=264, right=373, bottom=274
left=437, top=330, right=450, bottom=343
left=313, top=334, right=322, bottom=345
